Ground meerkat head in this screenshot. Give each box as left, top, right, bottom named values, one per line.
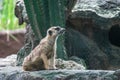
left=47, top=26, right=65, bottom=38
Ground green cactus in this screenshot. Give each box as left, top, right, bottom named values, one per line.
left=23, top=0, right=66, bottom=59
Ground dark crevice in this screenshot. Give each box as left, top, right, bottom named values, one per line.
left=109, top=24, right=120, bottom=47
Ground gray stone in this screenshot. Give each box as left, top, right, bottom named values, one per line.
left=69, top=56, right=87, bottom=68
left=56, top=58, right=86, bottom=70
left=0, top=55, right=17, bottom=68
left=65, top=0, right=120, bottom=69
left=0, top=67, right=119, bottom=80
left=114, top=69, right=120, bottom=79
left=73, top=0, right=120, bottom=18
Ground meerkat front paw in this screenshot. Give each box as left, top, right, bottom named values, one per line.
left=49, top=65, right=57, bottom=70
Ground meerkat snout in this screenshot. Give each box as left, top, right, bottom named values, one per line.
left=58, top=28, right=66, bottom=34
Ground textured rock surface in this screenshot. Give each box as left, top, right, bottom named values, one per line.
left=0, top=67, right=119, bottom=80
left=56, top=58, right=85, bottom=70
left=65, top=0, right=120, bottom=69
left=0, top=55, right=17, bottom=68
left=73, top=0, right=120, bottom=18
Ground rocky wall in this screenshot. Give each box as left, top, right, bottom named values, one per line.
left=65, top=0, right=120, bottom=70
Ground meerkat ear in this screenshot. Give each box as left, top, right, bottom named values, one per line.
left=48, top=30, right=52, bottom=36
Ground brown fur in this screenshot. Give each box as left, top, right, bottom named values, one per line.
left=22, top=26, right=65, bottom=71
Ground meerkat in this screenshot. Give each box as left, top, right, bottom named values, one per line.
left=22, top=26, right=65, bottom=71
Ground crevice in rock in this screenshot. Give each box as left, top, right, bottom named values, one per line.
left=109, top=24, right=120, bottom=47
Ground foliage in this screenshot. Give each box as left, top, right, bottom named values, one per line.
left=0, top=0, right=24, bottom=31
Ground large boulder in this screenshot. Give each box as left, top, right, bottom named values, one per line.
left=65, top=0, right=120, bottom=69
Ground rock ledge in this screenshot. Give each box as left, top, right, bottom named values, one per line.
left=0, top=66, right=119, bottom=80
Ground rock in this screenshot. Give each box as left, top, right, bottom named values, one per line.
left=65, top=0, right=120, bottom=69
left=99, top=0, right=120, bottom=9
left=73, top=0, right=120, bottom=18
left=56, top=58, right=86, bottom=70
left=69, top=56, right=87, bottom=68
left=0, top=55, right=85, bottom=70
left=114, top=69, right=120, bottom=79
left=15, top=0, right=29, bottom=25
left=2, top=55, right=114, bottom=80
left=0, top=54, right=17, bottom=68
left=0, top=66, right=119, bottom=80
left=65, top=28, right=109, bottom=69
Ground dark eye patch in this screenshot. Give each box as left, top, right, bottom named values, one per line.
left=55, top=27, right=60, bottom=31
left=48, top=30, right=52, bottom=36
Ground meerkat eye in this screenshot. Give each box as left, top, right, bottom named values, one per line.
left=48, top=30, right=52, bottom=36
left=55, top=27, right=60, bottom=31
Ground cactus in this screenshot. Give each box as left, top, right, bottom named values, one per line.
left=24, top=0, right=65, bottom=37
left=23, top=0, right=66, bottom=59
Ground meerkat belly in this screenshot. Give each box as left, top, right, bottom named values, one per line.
left=43, top=44, right=54, bottom=59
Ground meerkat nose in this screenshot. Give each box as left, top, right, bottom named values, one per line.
left=61, top=28, right=66, bottom=32
left=59, top=28, right=66, bottom=34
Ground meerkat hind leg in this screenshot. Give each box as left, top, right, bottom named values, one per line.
left=31, top=56, right=45, bottom=70
left=23, top=57, right=45, bottom=71
left=23, top=62, right=40, bottom=71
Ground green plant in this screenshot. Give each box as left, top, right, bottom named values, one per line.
left=0, top=0, right=24, bottom=42
left=0, top=0, right=24, bottom=31
left=24, top=0, right=66, bottom=59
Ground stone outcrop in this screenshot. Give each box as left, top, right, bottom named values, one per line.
left=0, top=66, right=119, bottom=80
left=65, top=0, right=120, bottom=69
left=0, top=54, right=119, bottom=80
left=56, top=58, right=85, bottom=70
left=0, top=55, right=16, bottom=68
